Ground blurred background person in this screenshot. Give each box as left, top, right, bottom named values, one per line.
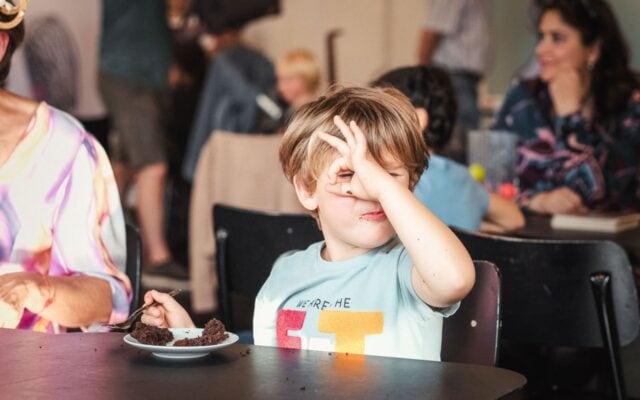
left=164, top=0, right=209, bottom=271
left=181, top=13, right=276, bottom=182
left=275, top=48, right=320, bottom=123
left=493, top=0, right=640, bottom=214
left=99, top=0, right=188, bottom=281
left=417, top=0, right=491, bottom=163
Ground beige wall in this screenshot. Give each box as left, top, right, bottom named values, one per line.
left=244, top=0, right=424, bottom=89
left=7, top=0, right=105, bottom=118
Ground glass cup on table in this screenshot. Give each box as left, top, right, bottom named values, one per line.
left=467, top=129, right=519, bottom=199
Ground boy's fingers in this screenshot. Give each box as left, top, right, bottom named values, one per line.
left=140, top=314, right=167, bottom=328
left=326, top=157, right=350, bottom=183
left=142, top=290, right=157, bottom=306
left=318, top=131, right=350, bottom=156
left=333, top=115, right=356, bottom=148
left=325, top=182, right=353, bottom=197
left=147, top=290, right=182, bottom=311
left=349, top=121, right=368, bottom=158
left=143, top=305, right=163, bottom=318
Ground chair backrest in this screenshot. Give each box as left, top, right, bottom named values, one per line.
left=213, top=204, right=323, bottom=331
left=125, top=223, right=142, bottom=309
left=442, top=260, right=501, bottom=366
left=189, top=131, right=303, bottom=312
left=452, top=227, right=640, bottom=348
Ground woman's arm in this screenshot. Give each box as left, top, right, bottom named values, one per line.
left=0, top=272, right=112, bottom=328
left=47, top=133, right=131, bottom=327
left=483, top=193, right=525, bottom=232
left=417, top=29, right=441, bottom=65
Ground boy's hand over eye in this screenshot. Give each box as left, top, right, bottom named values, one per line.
left=317, top=116, right=394, bottom=201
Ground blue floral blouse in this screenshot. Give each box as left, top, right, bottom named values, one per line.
left=493, top=78, right=640, bottom=211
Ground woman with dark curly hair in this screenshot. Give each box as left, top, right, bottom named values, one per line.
left=0, top=0, right=131, bottom=331
left=493, top=0, right=640, bottom=214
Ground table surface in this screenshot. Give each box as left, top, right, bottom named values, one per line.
left=514, top=213, right=640, bottom=264
left=0, top=329, right=526, bottom=399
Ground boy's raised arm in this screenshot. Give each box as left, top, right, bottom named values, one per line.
left=378, top=175, right=475, bottom=308
left=319, top=117, right=475, bottom=308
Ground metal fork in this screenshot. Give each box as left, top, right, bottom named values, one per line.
left=106, top=289, right=181, bottom=331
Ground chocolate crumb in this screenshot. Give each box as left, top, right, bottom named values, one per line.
left=300, top=386, right=306, bottom=391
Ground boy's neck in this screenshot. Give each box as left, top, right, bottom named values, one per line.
left=320, top=236, right=397, bottom=262
left=320, top=239, right=372, bottom=262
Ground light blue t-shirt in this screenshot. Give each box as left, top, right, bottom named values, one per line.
left=253, top=239, right=457, bottom=361
left=414, top=155, right=489, bottom=230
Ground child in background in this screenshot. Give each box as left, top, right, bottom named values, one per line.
left=373, top=66, right=524, bottom=233
left=276, top=49, right=320, bottom=108
left=276, top=49, right=321, bottom=122
left=142, top=86, right=475, bottom=361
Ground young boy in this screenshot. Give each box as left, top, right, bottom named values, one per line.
left=373, top=66, right=524, bottom=233
left=142, top=86, right=475, bottom=361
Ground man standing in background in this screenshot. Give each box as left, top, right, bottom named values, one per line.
left=418, top=0, right=491, bottom=162
left=99, top=0, right=188, bottom=282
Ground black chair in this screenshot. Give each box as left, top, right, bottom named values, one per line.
left=442, top=260, right=501, bottom=366
left=214, top=204, right=502, bottom=366
left=452, top=227, right=640, bottom=400
left=125, top=223, right=142, bottom=310
left=214, top=204, right=323, bottom=332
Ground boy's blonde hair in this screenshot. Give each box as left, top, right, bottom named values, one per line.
left=277, top=49, right=321, bottom=93
left=280, top=86, right=429, bottom=192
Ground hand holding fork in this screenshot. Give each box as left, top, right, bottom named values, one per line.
left=106, top=289, right=181, bottom=331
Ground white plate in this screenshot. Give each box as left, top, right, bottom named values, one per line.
left=124, top=328, right=239, bottom=360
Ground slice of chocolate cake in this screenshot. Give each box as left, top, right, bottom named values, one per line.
left=174, top=318, right=229, bottom=346
left=130, top=322, right=174, bottom=346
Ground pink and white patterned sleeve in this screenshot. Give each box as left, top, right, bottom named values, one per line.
left=49, top=133, right=132, bottom=325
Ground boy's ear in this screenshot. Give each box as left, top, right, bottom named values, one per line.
left=415, top=107, right=429, bottom=130
left=293, top=175, right=318, bottom=211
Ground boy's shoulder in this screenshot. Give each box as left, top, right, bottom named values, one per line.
left=271, top=241, right=324, bottom=271
left=429, top=155, right=472, bottom=177
left=419, top=155, right=481, bottom=191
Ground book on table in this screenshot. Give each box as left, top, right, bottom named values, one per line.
left=550, top=212, right=640, bottom=233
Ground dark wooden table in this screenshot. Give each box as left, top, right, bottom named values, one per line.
left=0, top=329, right=526, bottom=399
left=514, top=213, right=640, bottom=266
